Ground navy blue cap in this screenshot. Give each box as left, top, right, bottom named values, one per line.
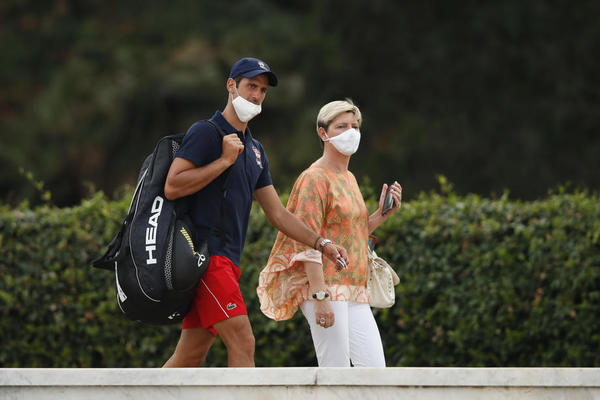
left=229, top=57, right=278, bottom=87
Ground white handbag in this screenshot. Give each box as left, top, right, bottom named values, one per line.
left=367, top=249, right=400, bottom=308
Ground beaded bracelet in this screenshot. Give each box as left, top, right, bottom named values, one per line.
left=313, top=236, right=321, bottom=250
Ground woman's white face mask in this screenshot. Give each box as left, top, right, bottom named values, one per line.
left=232, top=86, right=261, bottom=122
left=323, top=128, right=361, bottom=156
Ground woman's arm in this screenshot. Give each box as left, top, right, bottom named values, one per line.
left=304, top=261, right=335, bottom=329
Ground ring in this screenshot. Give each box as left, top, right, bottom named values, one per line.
left=319, top=317, right=326, bottom=325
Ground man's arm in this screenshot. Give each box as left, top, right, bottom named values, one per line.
left=254, top=185, right=348, bottom=265
left=164, top=133, right=243, bottom=201
left=164, top=157, right=230, bottom=200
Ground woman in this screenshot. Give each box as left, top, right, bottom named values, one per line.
left=257, top=99, right=402, bottom=367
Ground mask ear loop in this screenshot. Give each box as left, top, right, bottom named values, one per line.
left=319, top=127, right=330, bottom=142
left=232, top=85, right=240, bottom=100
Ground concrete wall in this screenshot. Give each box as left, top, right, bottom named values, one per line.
left=1, top=367, right=599, bottom=399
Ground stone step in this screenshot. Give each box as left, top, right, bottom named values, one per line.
left=1, top=367, right=599, bottom=399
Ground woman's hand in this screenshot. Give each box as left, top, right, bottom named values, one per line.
left=314, top=298, right=335, bottom=328
left=379, top=181, right=402, bottom=217
left=322, top=242, right=349, bottom=271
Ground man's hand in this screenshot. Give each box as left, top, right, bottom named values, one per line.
left=221, top=133, right=244, bottom=165
left=322, top=242, right=349, bottom=271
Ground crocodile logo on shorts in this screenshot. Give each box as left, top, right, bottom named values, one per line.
left=226, top=303, right=237, bottom=311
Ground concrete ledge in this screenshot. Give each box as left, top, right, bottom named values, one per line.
left=2, top=368, right=600, bottom=399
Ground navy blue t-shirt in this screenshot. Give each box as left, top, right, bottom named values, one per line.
left=175, top=111, right=272, bottom=266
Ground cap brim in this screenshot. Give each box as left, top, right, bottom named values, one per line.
left=241, top=69, right=278, bottom=87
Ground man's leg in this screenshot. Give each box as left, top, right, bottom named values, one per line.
left=164, top=255, right=251, bottom=367
left=213, top=314, right=255, bottom=367
left=163, top=327, right=216, bottom=367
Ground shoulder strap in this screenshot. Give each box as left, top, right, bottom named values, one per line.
left=206, top=119, right=233, bottom=247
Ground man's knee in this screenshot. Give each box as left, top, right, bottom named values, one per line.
left=166, top=327, right=214, bottom=367
left=164, top=344, right=209, bottom=368
left=215, top=315, right=255, bottom=353
left=235, top=329, right=256, bottom=351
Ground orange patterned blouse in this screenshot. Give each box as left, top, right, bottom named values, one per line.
left=257, top=165, right=370, bottom=321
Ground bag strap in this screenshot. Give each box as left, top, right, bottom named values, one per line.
left=205, top=119, right=233, bottom=248
left=91, top=223, right=126, bottom=270
left=91, top=166, right=147, bottom=270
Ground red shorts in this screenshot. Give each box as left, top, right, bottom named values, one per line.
left=182, top=255, right=247, bottom=336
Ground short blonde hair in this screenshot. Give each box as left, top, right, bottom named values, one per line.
left=316, top=99, right=362, bottom=133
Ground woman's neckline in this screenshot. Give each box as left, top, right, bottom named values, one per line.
left=310, top=163, right=350, bottom=174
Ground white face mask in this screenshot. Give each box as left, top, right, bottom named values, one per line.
left=323, top=128, right=361, bottom=156
left=232, top=87, right=261, bottom=122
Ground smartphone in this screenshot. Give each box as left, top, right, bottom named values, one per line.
left=381, top=185, right=394, bottom=216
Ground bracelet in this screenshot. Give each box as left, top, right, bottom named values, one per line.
left=313, top=236, right=321, bottom=250
left=318, top=238, right=333, bottom=251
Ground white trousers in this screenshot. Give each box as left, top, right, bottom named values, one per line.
left=300, top=301, right=386, bottom=367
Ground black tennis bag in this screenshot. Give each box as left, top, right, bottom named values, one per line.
left=93, top=120, right=225, bottom=325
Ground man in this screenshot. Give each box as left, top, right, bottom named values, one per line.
left=162, top=57, right=347, bottom=367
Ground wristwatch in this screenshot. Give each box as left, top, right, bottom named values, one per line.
left=318, top=238, right=333, bottom=251
left=312, top=290, right=330, bottom=301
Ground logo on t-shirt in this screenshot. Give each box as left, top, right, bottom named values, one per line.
left=252, top=146, right=263, bottom=168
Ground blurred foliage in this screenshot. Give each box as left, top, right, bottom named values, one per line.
left=1, top=181, right=599, bottom=367
left=1, top=1, right=600, bottom=206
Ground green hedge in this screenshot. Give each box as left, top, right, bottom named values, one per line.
left=1, top=183, right=599, bottom=367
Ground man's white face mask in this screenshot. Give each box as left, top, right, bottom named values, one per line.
left=323, top=128, right=361, bottom=156
left=232, top=86, right=261, bottom=122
